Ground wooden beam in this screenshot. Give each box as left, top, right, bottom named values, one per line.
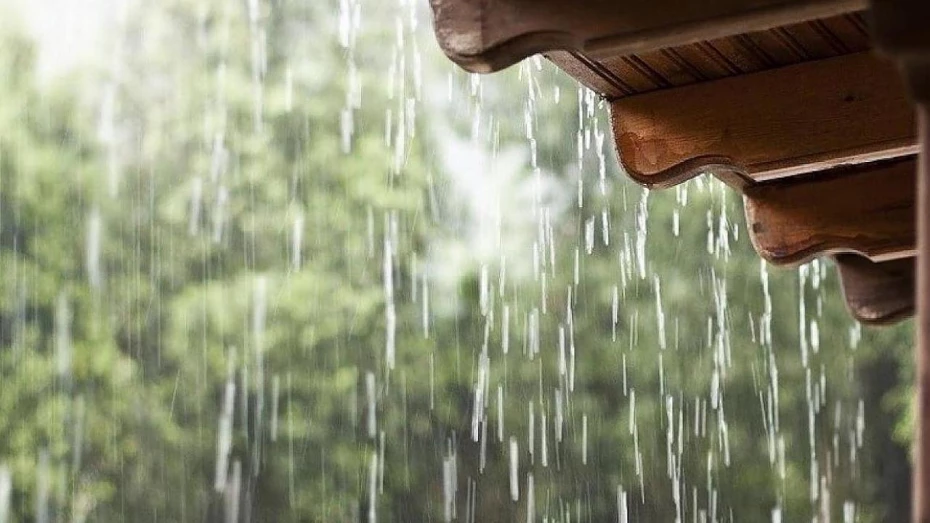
left=547, top=13, right=873, bottom=100
left=869, top=2, right=930, bottom=517
left=744, top=158, right=916, bottom=265
left=610, top=52, right=917, bottom=189
left=429, top=0, right=864, bottom=73
left=834, top=254, right=914, bottom=325
left=912, top=101, right=930, bottom=523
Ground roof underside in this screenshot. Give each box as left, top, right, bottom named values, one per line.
left=549, top=12, right=872, bottom=99
left=429, top=0, right=920, bottom=325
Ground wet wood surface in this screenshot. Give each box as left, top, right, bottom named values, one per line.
left=610, top=52, right=916, bottom=188
left=834, top=254, right=914, bottom=324
left=430, top=0, right=865, bottom=73
left=547, top=11, right=872, bottom=98
left=744, top=157, right=916, bottom=265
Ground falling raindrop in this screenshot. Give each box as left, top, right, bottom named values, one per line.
left=0, top=467, right=8, bottom=523
left=509, top=437, right=519, bottom=502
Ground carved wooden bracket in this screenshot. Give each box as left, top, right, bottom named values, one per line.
left=610, top=52, right=916, bottom=189
left=744, top=158, right=915, bottom=265
left=834, top=254, right=914, bottom=325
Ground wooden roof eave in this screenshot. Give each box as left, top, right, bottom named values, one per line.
left=430, top=0, right=866, bottom=73
left=429, top=1, right=921, bottom=325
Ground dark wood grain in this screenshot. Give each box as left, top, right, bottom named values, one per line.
left=430, top=0, right=865, bottom=73
left=744, top=158, right=916, bottom=265
left=610, top=52, right=916, bottom=188
left=547, top=12, right=871, bottom=99
left=834, top=254, right=914, bottom=324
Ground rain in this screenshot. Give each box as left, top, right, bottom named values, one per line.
left=0, top=0, right=916, bottom=521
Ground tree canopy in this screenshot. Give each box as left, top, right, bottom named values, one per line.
left=0, top=0, right=915, bottom=521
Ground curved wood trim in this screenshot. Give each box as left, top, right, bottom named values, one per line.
left=609, top=52, right=916, bottom=188
left=429, top=0, right=864, bottom=73
left=834, top=254, right=914, bottom=325
left=744, top=158, right=916, bottom=265
left=614, top=151, right=752, bottom=190
left=434, top=30, right=583, bottom=74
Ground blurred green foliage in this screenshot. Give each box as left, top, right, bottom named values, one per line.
left=0, top=0, right=917, bottom=521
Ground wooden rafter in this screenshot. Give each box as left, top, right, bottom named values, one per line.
left=835, top=254, right=914, bottom=325
left=744, top=158, right=916, bottom=264
left=546, top=12, right=874, bottom=100
left=430, top=0, right=865, bottom=73
left=610, top=52, right=916, bottom=188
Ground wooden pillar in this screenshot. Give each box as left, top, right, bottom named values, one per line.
left=917, top=103, right=930, bottom=522
left=867, top=1, right=930, bottom=517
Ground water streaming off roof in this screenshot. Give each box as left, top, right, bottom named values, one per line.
left=0, top=0, right=916, bottom=520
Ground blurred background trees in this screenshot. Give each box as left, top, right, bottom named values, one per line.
left=0, top=0, right=916, bottom=521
